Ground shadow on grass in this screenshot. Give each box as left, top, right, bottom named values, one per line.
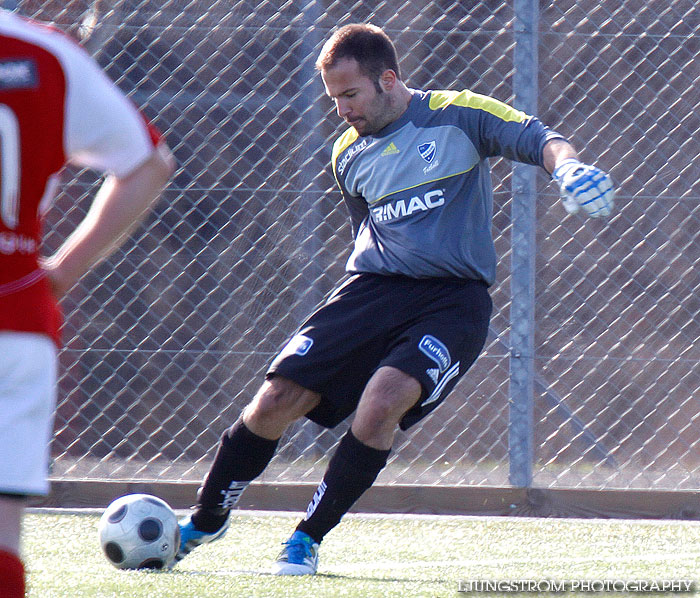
left=318, top=572, right=449, bottom=585
left=170, top=568, right=449, bottom=585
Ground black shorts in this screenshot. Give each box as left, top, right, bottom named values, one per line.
left=267, top=273, right=492, bottom=430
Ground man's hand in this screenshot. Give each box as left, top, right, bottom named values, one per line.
left=552, top=158, right=615, bottom=218
left=39, top=257, right=74, bottom=299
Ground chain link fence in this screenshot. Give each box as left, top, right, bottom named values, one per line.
left=11, top=0, right=699, bottom=498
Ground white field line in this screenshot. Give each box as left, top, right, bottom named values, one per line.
left=28, top=507, right=700, bottom=528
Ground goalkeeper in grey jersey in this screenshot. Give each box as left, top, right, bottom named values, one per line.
left=175, top=23, right=615, bottom=575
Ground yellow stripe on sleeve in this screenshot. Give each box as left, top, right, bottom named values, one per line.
left=428, top=89, right=528, bottom=123
left=331, top=127, right=359, bottom=171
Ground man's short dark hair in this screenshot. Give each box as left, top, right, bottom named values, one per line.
left=316, top=23, right=402, bottom=89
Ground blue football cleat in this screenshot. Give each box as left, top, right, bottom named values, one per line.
left=271, top=530, right=319, bottom=575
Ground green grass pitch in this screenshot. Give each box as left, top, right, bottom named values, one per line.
left=24, top=509, right=700, bottom=597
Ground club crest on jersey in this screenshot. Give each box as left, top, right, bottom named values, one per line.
left=0, top=59, right=38, bottom=90
left=419, top=335, right=451, bottom=372
left=417, top=141, right=437, bottom=164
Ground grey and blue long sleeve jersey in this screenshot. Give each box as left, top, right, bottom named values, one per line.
left=331, top=88, right=565, bottom=284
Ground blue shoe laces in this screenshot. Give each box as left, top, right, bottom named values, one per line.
left=283, top=532, right=314, bottom=563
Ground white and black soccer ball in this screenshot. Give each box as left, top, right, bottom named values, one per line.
left=98, top=493, right=179, bottom=570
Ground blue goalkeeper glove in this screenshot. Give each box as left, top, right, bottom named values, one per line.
left=552, top=159, right=615, bottom=218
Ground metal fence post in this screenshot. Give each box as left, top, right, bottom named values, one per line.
left=509, top=0, right=539, bottom=487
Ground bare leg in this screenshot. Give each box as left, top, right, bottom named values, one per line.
left=242, top=376, right=321, bottom=440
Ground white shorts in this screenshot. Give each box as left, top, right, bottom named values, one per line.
left=0, top=332, right=57, bottom=496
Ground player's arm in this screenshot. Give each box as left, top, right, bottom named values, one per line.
left=42, top=143, right=174, bottom=297
left=342, top=192, right=369, bottom=239
left=38, top=32, right=175, bottom=297
left=542, top=138, right=578, bottom=174
left=465, top=92, right=615, bottom=219
left=331, top=133, right=368, bottom=239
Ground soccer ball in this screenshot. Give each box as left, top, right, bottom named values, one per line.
left=98, top=493, right=180, bottom=570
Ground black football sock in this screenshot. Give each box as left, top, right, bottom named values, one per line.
left=191, top=420, right=278, bottom=532
left=296, top=430, right=390, bottom=544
